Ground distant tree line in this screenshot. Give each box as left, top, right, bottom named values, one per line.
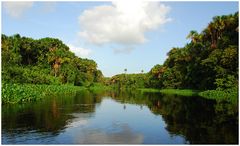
left=108, top=73, right=146, bottom=89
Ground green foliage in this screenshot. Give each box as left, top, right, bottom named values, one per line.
left=87, top=83, right=112, bottom=92
left=159, top=89, right=199, bottom=96
left=2, top=34, right=104, bottom=87
left=2, top=83, right=86, bottom=104
left=4, top=66, right=61, bottom=85
left=215, top=75, right=237, bottom=90
left=145, top=64, right=165, bottom=88
left=199, top=87, right=238, bottom=104
left=139, top=88, right=199, bottom=96
left=144, top=12, right=238, bottom=98
left=109, top=73, right=147, bottom=89
left=1, top=34, right=105, bottom=104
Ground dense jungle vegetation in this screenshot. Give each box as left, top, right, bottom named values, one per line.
left=1, top=12, right=239, bottom=104
left=2, top=35, right=104, bottom=86
left=1, top=33, right=104, bottom=104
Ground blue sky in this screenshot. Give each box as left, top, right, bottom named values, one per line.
left=2, top=1, right=238, bottom=77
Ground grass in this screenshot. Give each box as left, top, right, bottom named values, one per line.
left=139, top=88, right=199, bottom=96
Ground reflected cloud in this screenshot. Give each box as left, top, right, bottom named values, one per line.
left=74, top=123, right=144, bottom=144
left=67, top=113, right=92, bottom=128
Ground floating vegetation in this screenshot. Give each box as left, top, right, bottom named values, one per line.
left=2, top=83, right=86, bottom=104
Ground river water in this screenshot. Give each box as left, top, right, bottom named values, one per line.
left=2, top=90, right=238, bottom=144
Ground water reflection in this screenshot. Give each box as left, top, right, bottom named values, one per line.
left=2, top=89, right=238, bottom=144
left=111, top=91, right=238, bottom=144
left=73, top=123, right=144, bottom=144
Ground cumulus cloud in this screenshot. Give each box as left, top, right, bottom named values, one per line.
left=3, top=1, right=34, bottom=18
left=78, top=1, right=171, bottom=46
left=68, top=44, right=92, bottom=58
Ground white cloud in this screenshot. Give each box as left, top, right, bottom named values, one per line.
left=68, top=44, right=92, bottom=58
left=3, top=2, right=34, bottom=18
left=78, top=1, right=171, bottom=46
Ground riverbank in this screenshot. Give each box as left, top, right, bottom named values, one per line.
left=2, top=82, right=114, bottom=104
left=2, top=83, right=88, bottom=104
left=2, top=83, right=238, bottom=104
left=139, top=88, right=238, bottom=104
left=139, top=88, right=199, bottom=96
left=87, top=83, right=112, bottom=91
left=199, top=87, right=238, bottom=104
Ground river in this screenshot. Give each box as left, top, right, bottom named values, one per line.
left=2, top=90, right=238, bottom=144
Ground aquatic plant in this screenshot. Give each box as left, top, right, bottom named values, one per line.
left=2, top=83, right=86, bottom=104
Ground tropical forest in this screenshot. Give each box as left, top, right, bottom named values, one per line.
left=1, top=3, right=239, bottom=144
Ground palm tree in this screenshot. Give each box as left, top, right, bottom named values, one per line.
left=207, top=16, right=226, bottom=48
left=207, top=22, right=217, bottom=48
left=213, top=16, right=225, bottom=39
left=124, top=68, right=127, bottom=74
left=186, top=30, right=198, bottom=43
